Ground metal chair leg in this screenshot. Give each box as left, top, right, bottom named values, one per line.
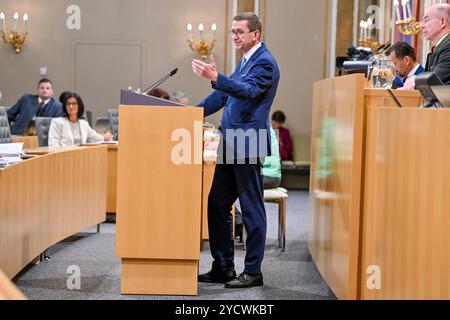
left=40, top=249, right=52, bottom=261
left=281, top=199, right=286, bottom=252
left=278, top=200, right=283, bottom=249
left=97, top=224, right=101, bottom=234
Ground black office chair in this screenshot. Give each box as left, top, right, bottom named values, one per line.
left=35, top=117, right=53, bottom=147
left=94, top=117, right=109, bottom=134
left=0, top=107, right=12, bottom=143
left=85, top=110, right=93, bottom=127
left=107, top=109, right=119, bottom=141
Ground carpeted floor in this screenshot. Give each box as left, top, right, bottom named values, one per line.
left=14, top=191, right=337, bottom=300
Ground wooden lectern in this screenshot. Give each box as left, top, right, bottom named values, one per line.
left=116, top=91, right=204, bottom=296
left=309, top=74, right=450, bottom=300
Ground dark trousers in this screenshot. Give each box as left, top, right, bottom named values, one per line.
left=208, top=162, right=267, bottom=275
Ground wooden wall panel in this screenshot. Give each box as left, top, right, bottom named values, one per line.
left=361, top=108, right=450, bottom=299
left=309, top=74, right=366, bottom=300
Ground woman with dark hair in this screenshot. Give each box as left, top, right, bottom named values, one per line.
left=59, top=91, right=71, bottom=104
left=48, top=92, right=112, bottom=147
left=271, top=110, right=293, bottom=161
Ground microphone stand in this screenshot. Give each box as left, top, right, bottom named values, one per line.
left=141, top=68, right=178, bottom=95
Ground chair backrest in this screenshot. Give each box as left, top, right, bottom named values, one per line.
left=85, top=110, right=93, bottom=127
left=35, top=117, right=53, bottom=147
left=0, top=107, right=12, bottom=144
left=108, top=109, right=119, bottom=141
left=292, top=134, right=311, bottom=166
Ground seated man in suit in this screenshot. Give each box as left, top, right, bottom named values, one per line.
left=403, top=3, right=450, bottom=89
left=7, top=78, right=63, bottom=136
left=385, top=42, right=425, bottom=88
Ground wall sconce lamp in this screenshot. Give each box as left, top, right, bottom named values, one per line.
left=394, top=0, right=420, bottom=36
left=187, top=23, right=216, bottom=60
left=0, top=11, right=29, bottom=54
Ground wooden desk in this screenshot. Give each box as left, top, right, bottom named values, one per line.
left=0, top=146, right=107, bottom=278
left=309, top=74, right=449, bottom=299
left=0, top=269, right=26, bottom=300
left=361, top=108, right=450, bottom=299
left=82, top=143, right=118, bottom=214
left=11, top=135, right=39, bottom=149
left=106, top=144, right=118, bottom=213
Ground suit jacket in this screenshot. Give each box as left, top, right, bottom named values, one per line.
left=198, top=43, right=280, bottom=160
left=48, top=117, right=104, bottom=147
left=393, top=65, right=425, bottom=88
left=426, top=33, right=450, bottom=85
left=7, top=94, right=63, bottom=135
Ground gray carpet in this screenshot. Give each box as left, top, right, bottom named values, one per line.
left=14, top=191, right=337, bottom=300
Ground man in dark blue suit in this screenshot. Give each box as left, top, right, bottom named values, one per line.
left=192, top=12, right=280, bottom=289
left=385, top=42, right=425, bottom=88
left=7, top=78, right=63, bottom=135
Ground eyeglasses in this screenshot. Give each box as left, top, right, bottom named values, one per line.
left=227, top=29, right=256, bottom=38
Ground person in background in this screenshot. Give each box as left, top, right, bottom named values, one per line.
left=48, top=92, right=112, bottom=147
left=148, top=88, right=170, bottom=100
left=172, top=91, right=190, bottom=105
left=59, top=91, right=71, bottom=104
left=385, top=42, right=425, bottom=88
left=7, top=78, right=63, bottom=136
left=262, top=126, right=282, bottom=189
left=403, top=3, right=450, bottom=89
left=271, top=111, right=293, bottom=161
left=235, top=126, right=281, bottom=240
left=422, top=3, right=450, bottom=84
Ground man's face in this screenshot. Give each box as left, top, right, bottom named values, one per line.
left=38, top=82, right=53, bottom=100
left=231, top=20, right=260, bottom=53
left=389, top=52, right=412, bottom=78
left=271, top=120, right=283, bottom=130
left=421, top=7, right=445, bottom=42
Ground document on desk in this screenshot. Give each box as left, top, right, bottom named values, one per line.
left=0, top=143, right=24, bottom=165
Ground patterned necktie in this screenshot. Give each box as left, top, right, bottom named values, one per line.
left=36, top=101, right=45, bottom=117
left=240, top=58, right=247, bottom=73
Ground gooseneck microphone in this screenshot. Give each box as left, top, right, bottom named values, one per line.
left=141, top=68, right=179, bottom=95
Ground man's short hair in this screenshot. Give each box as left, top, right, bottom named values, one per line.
left=233, top=12, right=262, bottom=34
left=385, top=42, right=417, bottom=62
left=272, top=111, right=286, bottom=123
left=436, top=4, right=450, bottom=23
left=38, top=78, right=53, bottom=88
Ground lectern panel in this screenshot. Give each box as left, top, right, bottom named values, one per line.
left=116, top=106, right=203, bottom=261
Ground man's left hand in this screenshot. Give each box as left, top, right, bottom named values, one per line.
left=192, top=55, right=219, bottom=82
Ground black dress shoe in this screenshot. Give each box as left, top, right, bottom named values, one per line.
left=225, top=272, right=263, bottom=289
left=198, top=269, right=237, bottom=284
